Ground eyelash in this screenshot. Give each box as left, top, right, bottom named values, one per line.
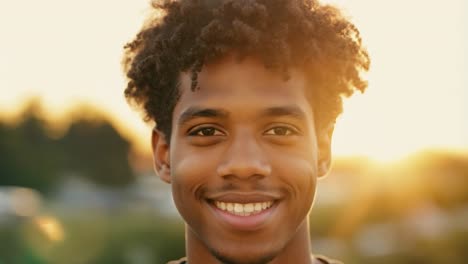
left=264, top=126, right=299, bottom=136
left=188, top=126, right=225, bottom=136
left=187, top=125, right=299, bottom=137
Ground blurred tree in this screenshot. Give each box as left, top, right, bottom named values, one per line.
left=0, top=100, right=135, bottom=194
left=417, top=151, right=468, bottom=208
left=58, top=118, right=134, bottom=187
left=0, top=103, right=60, bottom=192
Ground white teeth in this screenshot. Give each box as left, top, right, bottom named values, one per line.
left=234, top=203, right=243, bottom=213
left=244, top=203, right=254, bottom=213
left=254, top=203, right=262, bottom=211
left=214, top=201, right=273, bottom=216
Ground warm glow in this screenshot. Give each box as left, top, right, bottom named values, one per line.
left=0, top=0, right=466, bottom=161
left=324, top=0, right=467, bottom=161
left=34, top=216, right=65, bottom=242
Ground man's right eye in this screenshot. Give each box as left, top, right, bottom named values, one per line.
left=188, top=127, right=224, bottom=136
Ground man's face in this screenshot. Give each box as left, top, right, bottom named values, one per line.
left=154, top=56, right=327, bottom=263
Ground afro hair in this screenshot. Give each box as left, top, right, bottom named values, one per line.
left=123, top=0, right=370, bottom=139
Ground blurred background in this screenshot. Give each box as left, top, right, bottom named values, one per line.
left=0, top=0, right=466, bottom=263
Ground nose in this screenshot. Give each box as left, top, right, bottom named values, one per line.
left=216, top=130, right=271, bottom=180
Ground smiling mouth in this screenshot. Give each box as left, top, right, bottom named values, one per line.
left=213, top=201, right=274, bottom=216
left=206, top=195, right=280, bottom=231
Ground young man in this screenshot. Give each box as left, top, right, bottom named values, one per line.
left=123, top=0, right=369, bottom=263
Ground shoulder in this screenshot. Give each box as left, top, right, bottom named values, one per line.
left=166, top=257, right=187, bottom=264
left=168, top=256, right=341, bottom=264
left=314, top=254, right=344, bottom=264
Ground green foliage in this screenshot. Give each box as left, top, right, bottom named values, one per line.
left=57, top=120, right=133, bottom=187
left=0, top=223, right=23, bottom=263
left=0, top=102, right=135, bottom=194
left=0, top=114, right=61, bottom=193
left=0, top=213, right=185, bottom=264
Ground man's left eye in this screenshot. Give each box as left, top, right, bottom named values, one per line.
left=188, top=127, right=224, bottom=136
left=264, top=126, right=296, bottom=136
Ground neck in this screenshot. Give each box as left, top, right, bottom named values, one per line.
left=268, top=220, right=313, bottom=264
left=186, top=219, right=313, bottom=264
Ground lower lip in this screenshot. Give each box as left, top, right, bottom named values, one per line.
left=208, top=201, right=278, bottom=231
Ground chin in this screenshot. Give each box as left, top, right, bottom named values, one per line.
left=208, top=243, right=280, bottom=264
left=211, top=251, right=277, bottom=264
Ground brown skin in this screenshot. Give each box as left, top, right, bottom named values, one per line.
left=152, top=56, right=332, bottom=264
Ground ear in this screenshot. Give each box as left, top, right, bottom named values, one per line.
left=152, top=128, right=171, bottom=183
left=317, top=123, right=334, bottom=177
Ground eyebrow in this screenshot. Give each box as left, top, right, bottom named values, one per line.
left=260, top=105, right=308, bottom=121
left=178, top=107, right=230, bottom=126
left=177, top=105, right=307, bottom=127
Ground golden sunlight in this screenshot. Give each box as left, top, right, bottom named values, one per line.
left=325, top=0, right=466, bottom=161
left=34, top=216, right=65, bottom=242
left=0, top=0, right=466, bottom=161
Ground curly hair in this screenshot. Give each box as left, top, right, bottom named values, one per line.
left=123, top=0, right=370, bottom=140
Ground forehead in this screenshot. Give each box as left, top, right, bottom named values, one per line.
left=174, top=56, right=313, bottom=120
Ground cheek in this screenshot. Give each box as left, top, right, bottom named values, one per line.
left=169, top=139, right=227, bottom=178
left=274, top=154, right=318, bottom=207
left=169, top=147, right=219, bottom=205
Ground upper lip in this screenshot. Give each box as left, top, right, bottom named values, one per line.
left=206, top=192, right=281, bottom=203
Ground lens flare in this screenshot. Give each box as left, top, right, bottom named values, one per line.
left=34, top=216, right=65, bottom=242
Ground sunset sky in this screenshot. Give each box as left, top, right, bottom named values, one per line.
left=0, top=0, right=466, bottom=161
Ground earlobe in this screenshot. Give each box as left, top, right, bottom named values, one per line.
left=159, top=164, right=171, bottom=183
left=317, top=123, right=334, bottom=178
left=318, top=157, right=331, bottom=177
left=152, top=128, right=171, bottom=183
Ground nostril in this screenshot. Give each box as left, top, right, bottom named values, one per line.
left=221, top=173, right=266, bottom=181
